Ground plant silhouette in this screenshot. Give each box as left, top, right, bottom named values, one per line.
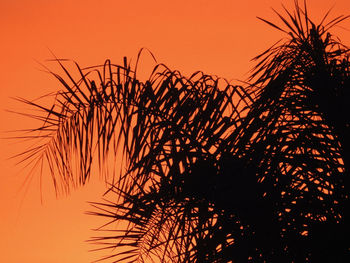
left=14, top=1, right=350, bottom=262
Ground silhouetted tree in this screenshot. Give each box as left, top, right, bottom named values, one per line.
left=15, top=1, right=350, bottom=262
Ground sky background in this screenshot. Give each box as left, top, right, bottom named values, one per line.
left=1, top=0, right=350, bottom=262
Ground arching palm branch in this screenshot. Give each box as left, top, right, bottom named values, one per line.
left=14, top=1, right=350, bottom=262
left=16, top=54, right=256, bottom=261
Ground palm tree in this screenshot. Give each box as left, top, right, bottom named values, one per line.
left=14, top=1, right=350, bottom=262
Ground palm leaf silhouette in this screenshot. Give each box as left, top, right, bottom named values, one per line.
left=13, top=1, right=350, bottom=262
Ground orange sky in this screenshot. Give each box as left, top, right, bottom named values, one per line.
left=1, top=0, right=350, bottom=262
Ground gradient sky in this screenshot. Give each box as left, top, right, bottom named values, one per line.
left=1, top=0, right=350, bottom=262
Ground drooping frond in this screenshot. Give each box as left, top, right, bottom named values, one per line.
left=14, top=55, right=252, bottom=196
left=14, top=52, right=259, bottom=262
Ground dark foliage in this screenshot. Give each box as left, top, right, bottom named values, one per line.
left=13, top=1, right=350, bottom=262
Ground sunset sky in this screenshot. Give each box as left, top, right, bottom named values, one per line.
left=1, top=0, right=350, bottom=262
